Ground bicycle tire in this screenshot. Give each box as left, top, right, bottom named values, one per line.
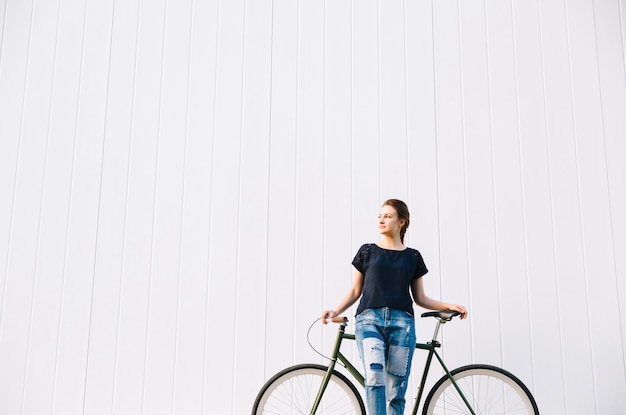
left=423, top=364, right=539, bottom=415
left=252, top=363, right=365, bottom=415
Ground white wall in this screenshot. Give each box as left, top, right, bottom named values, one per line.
left=1, top=0, right=625, bottom=414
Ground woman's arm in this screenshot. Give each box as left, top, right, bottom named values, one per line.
left=321, top=268, right=364, bottom=323
left=411, top=278, right=468, bottom=319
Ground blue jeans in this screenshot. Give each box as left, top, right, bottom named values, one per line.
left=355, top=307, right=416, bottom=415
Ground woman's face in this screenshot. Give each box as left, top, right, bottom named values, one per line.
left=378, top=205, right=405, bottom=238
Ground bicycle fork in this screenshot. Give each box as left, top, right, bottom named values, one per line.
left=311, top=322, right=346, bottom=415
left=311, top=321, right=365, bottom=415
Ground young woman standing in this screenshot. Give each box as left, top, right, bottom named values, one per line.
left=321, top=199, right=467, bottom=415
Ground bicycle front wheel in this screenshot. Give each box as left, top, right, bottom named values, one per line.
left=252, top=363, right=365, bottom=415
left=423, top=364, right=539, bottom=415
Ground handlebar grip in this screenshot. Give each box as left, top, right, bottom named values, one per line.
left=327, top=316, right=348, bottom=324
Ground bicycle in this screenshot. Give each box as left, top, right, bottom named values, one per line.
left=252, top=310, right=539, bottom=414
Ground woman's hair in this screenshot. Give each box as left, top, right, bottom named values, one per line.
left=382, top=199, right=410, bottom=243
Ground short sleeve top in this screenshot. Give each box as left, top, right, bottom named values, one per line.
left=352, top=243, right=428, bottom=315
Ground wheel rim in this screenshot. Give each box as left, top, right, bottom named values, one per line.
left=257, top=367, right=362, bottom=414
left=426, top=368, right=535, bottom=415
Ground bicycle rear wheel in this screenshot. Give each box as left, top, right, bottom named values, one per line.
left=252, top=363, right=365, bottom=414
left=423, top=364, right=539, bottom=415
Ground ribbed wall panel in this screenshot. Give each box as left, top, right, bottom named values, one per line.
left=0, top=0, right=624, bottom=414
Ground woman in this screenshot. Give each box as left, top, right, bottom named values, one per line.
left=321, top=199, right=467, bottom=415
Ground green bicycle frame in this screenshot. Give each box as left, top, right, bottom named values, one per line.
left=311, top=317, right=476, bottom=415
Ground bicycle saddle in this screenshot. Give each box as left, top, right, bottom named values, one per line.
left=420, top=310, right=461, bottom=321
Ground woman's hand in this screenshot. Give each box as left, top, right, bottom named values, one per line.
left=321, top=310, right=337, bottom=324
left=448, top=304, right=468, bottom=319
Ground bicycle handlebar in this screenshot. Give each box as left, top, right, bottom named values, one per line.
left=326, top=311, right=461, bottom=325
left=325, top=316, right=348, bottom=324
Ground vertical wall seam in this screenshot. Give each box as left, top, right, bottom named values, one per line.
left=618, top=0, right=626, bottom=382
left=535, top=0, right=567, bottom=408
left=261, top=0, right=273, bottom=380
left=620, top=1, right=626, bottom=83
left=321, top=0, right=326, bottom=356
left=140, top=0, right=168, bottom=410
left=321, top=0, right=326, bottom=330
left=0, top=0, right=13, bottom=347
left=350, top=0, right=354, bottom=256
left=0, top=6, right=9, bottom=322
left=430, top=0, right=443, bottom=312
left=402, top=0, right=417, bottom=392
left=620, top=0, right=626, bottom=75
left=0, top=0, right=9, bottom=63
left=20, top=0, right=61, bottom=411
left=0, top=6, right=8, bottom=325
left=81, top=0, right=117, bottom=412
left=348, top=0, right=354, bottom=326
left=592, top=0, right=626, bottom=385
left=51, top=0, right=89, bottom=409
left=456, top=0, right=475, bottom=362
left=562, top=1, right=598, bottom=413
left=111, top=0, right=142, bottom=409
left=201, top=0, right=220, bottom=410
left=230, top=0, right=246, bottom=410
left=376, top=0, right=382, bottom=201
left=0, top=0, right=35, bottom=355
left=171, top=0, right=195, bottom=412
left=509, top=0, right=536, bottom=389
left=482, top=0, right=505, bottom=367
left=611, top=0, right=626, bottom=384
left=430, top=0, right=450, bottom=356
left=291, top=0, right=300, bottom=364
left=402, top=0, right=410, bottom=212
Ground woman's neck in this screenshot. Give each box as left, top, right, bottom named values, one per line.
left=377, top=235, right=404, bottom=250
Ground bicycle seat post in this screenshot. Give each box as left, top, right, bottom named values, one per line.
left=431, top=318, right=447, bottom=343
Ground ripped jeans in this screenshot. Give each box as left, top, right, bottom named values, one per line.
left=355, top=307, right=416, bottom=415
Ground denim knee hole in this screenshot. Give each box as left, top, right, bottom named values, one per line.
left=362, top=337, right=386, bottom=386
